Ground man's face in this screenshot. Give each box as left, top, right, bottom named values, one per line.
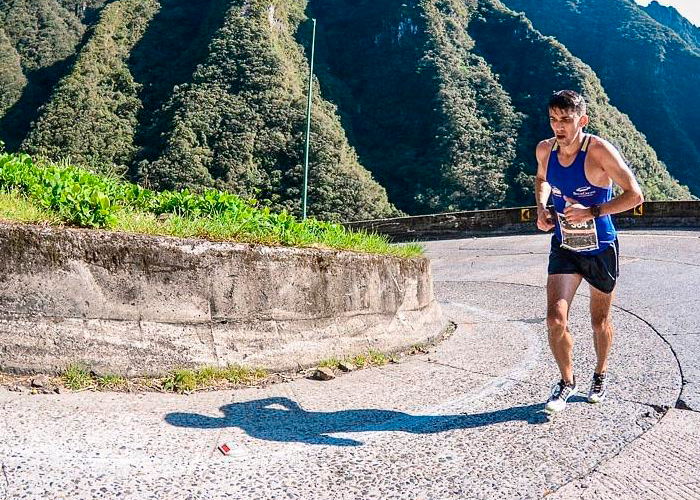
left=549, top=107, right=588, bottom=147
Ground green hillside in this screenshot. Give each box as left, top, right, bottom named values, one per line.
left=502, top=0, right=700, bottom=197
left=14, top=0, right=398, bottom=221
left=0, top=0, right=692, bottom=221
left=467, top=0, right=688, bottom=201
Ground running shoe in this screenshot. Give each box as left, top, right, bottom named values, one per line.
left=588, top=372, right=607, bottom=403
left=545, top=378, right=577, bottom=414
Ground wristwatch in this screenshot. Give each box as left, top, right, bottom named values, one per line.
left=590, top=204, right=601, bottom=218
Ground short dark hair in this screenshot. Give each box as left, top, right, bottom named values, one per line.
left=548, top=90, right=586, bottom=115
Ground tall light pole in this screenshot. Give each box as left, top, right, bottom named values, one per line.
left=302, top=18, right=316, bottom=220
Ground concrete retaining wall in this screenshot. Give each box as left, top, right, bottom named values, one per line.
left=0, top=222, right=445, bottom=376
left=345, top=201, right=700, bottom=242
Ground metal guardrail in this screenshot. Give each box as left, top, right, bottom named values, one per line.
left=344, top=201, right=700, bottom=242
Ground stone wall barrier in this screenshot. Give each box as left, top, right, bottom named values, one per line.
left=344, top=201, right=700, bottom=242
left=0, top=222, right=446, bottom=376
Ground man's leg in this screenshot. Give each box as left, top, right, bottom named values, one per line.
left=589, top=286, right=614, bottom=374
left=546, top=273, right=583, bottom=384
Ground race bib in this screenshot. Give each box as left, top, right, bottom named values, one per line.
left=557, top=212, right=599, bottom=252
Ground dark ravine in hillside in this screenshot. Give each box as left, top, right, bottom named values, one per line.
left=0, top=0, right=105, bottom=149
left=58, top=0, right=109, bottom=23
left=128, top=0, right=229, bottom=173
left=502, top=0, right=700, bottom=197
left=642, top=0, right=700, bottom=52
left=309, top=0, right=520, bottom=213
left=308, top=0, right=444, bottom=213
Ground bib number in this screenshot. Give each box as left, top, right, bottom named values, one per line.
left=557, top=212, right=599, bottom=252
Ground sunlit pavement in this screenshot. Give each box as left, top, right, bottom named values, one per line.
left=1, top=230, right=698, bottom=499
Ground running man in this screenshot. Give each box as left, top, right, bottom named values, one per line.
left=535, top=90, right=644, bottom=413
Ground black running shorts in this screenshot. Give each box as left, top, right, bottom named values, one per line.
left=548, top=237, right=620, bottom=294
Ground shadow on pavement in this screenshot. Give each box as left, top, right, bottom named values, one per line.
left=164, top=397, right=550, bottom=446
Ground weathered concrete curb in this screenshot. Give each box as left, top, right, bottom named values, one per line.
left=0, top=222, right=445, bottom=376
left=345, top=200, right=700, bottom=241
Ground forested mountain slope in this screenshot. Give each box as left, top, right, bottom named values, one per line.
left=17, top=0, right=398, bottom=221
left=502, top=0, right=700, bottom=197
left=21, top=0, right=159, bottom=172
left=643, top=0, right=700, bottom=52
left=0, top=0, right=692, bottom=220
left=310, top=0, right=689, bottom=211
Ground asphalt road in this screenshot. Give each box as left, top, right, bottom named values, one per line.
left=0, top=230, right=698, bottom=499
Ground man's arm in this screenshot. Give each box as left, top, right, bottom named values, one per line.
left=564, top=139, right=644, bottom=223
left=535, top=140, right=554, bottom=231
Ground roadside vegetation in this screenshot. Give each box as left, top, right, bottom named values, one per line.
left=60, top=363, right=267, bottom=393
left=318, top=349, right=394, bottom=370
left=0, top=334, right=452, bottom=395
left=0, top=148, right=422, bottom=258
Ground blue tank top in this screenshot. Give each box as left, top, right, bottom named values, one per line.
left=546, top=134, right=616, bottom=255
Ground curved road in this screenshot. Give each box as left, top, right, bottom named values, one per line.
left=0, top=230, right=699, bottom=498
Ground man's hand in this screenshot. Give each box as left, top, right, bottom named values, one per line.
left=563, top=196, right=593, bottom=224
left=537, top=206, right=554, bottom=232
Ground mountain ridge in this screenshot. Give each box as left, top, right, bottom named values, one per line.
left=642, top=0, right=700, bottom=51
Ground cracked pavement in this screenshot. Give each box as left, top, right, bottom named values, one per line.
left=0, top=230, right=699, bottom=498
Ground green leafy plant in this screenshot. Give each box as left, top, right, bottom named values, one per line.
left=368, top=349, right=389, bottom=366
left=159, top=365, right=268, bottom=393
left=62, top=363, right=93, bottom=390
left=350, top=353, right=368, bottom=368
left=0, top=153, right=118, bottom=227
left=0, top=151, right=421, bottom=257
left=161, top=369, right=197, bottom=393
left=318, top=358, right=341, bottom=369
